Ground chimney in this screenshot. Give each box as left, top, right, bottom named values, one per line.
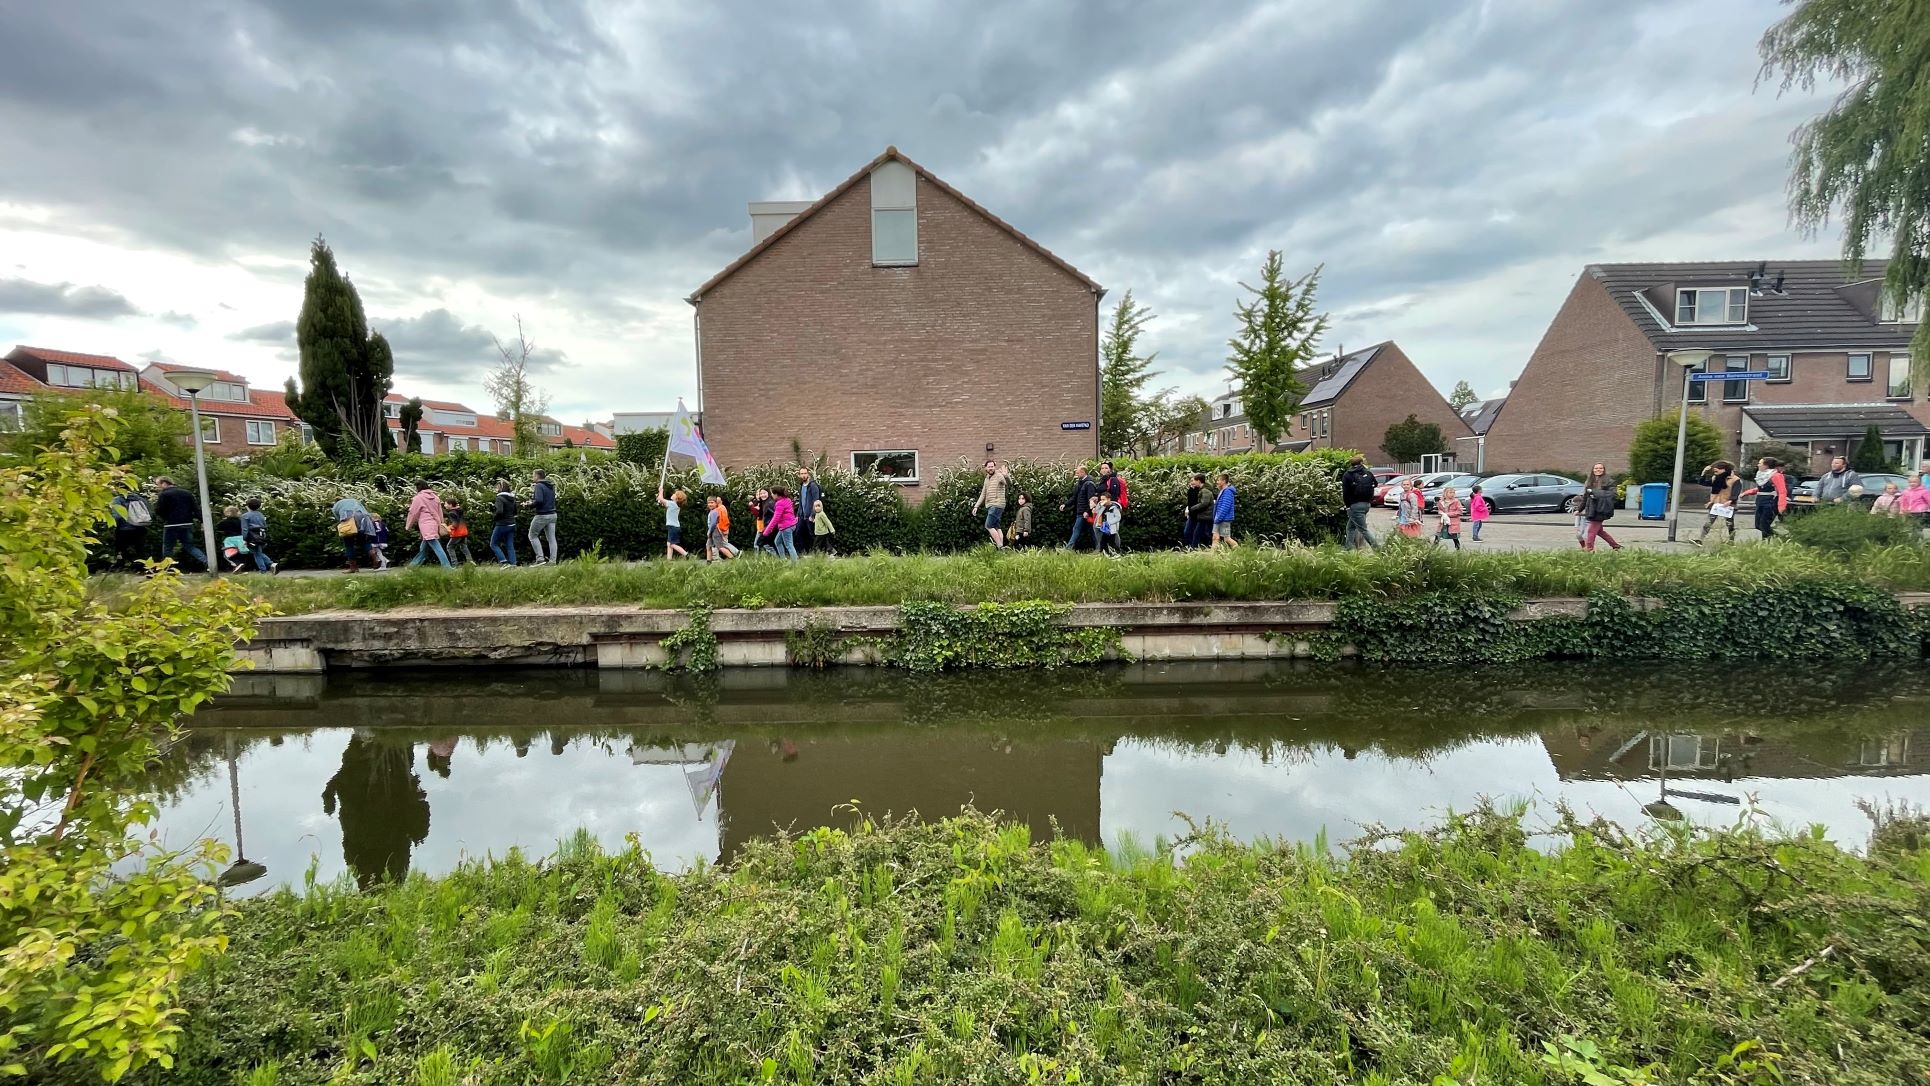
left=748, top=201, right=814, bottom=244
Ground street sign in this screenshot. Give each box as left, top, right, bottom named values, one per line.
left=1689, top=370, right=1772, bottom=381
left=1060, top=421, right=1092, bottom=430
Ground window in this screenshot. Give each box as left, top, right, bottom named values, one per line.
left=852, top=450, right=919, bottom=482
left=1674, top=287, right=1747, bottom=326
left=1888, top=354, right=1912, bottom=399
left=419, top=430, right=434, bottom=455
left=870, top=160, right=917, bottom=266
left=47, top=364, right=134, bottom=390
left=1848, top=353, right=1873, bottom=381
left=1722, top=353, right=1750, bottom=403
left=539, top=421, right=563, bottom=437
left=447, top=436, right=468, bottom=452
left=244, top=420, right=275, bottom=445
left=1686, top=354, right=1708, bottom=403
left=1650, top=734, right=1717, bottom=771
left=298, top=424, right=314, bottom=444
left=1765, top=353, right=1790, bottom=383
left=383, top=402, right=402, bottom=419
left=1858, top=735, right=1908, bottom=767
left=0, top=401, right=21, bottom=432
left=475, top=438, right=490, bottom=454
left=209, top=380, right=248, bottom=402
left=198, top=416, right=219, bottom=443
left=1880, top=292, right=1924, bottom=324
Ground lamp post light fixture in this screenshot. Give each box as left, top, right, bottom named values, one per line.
left=1663, top=350, right=1714, bottom=544
left=162, top=367, right=223, bottom=574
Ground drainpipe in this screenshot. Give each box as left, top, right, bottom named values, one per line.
left=692, top=306, right=704, bottom=418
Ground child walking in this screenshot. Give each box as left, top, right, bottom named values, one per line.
left=444, top=498, right=473, bottom=565
left=811, top=499, right=836, bottom=557
left=658, top=487, right=689, bottom=559
left=1467, top=485, right=1489, bottom=542
left=705, top=495, right=738, bottom=561
left=1872, top=482, right=1902, bottom=515
left=1433, top=486, right=1463, bottom=550
left=1011, top=494, right=1034, bottom=547
left=369, top=515, right=392, bottom=570
left=1094, top=494, right=1122, bottom=557
left=750, top=489, right=769, bottom=556
left=1210, top=472, right=1237, bottom=549
left=1396, top=484, right=1423, bottom=538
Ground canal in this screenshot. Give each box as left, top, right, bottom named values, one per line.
left=151, top=661, right=1930, bottom=891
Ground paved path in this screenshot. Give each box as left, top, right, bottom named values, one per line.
left=1356, top=507, right=1722, bottom=553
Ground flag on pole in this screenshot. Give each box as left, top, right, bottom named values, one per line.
left=668, top=398, right=726, bottom=485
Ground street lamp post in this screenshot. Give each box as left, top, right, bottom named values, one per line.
left=1663, top=350, right=1714, bottom=544
left=162, top=368, right=223, bottom=574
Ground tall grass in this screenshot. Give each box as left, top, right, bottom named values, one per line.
left=182, top=541, right=1930, bottom=614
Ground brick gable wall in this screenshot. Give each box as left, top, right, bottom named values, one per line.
left=1325, top=343, right=1472, bottom=463
left=1484, top=275, right=1658, bottom=471
left=696, top=174, right=1099, bottom=491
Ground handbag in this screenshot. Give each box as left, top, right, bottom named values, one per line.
left=336, top=517, right=360, bottom=537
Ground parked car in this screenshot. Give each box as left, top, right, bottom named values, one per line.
left=1789, top=472, right=1908, bottom=506
left=1417, top=473, right=1483, bottom=512
left=1479, top=473, right=1584, bottom=513
left=1376, top=473, right=1423, bottom=506
left=1385, top=472, right=1458, bottom=508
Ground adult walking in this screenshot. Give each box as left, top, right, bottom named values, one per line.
left=794, top=468, right=823, bottom=555
left=969, top=460, right=1011, bottom=548
left=1184, top=473, right=1214, bottom=548
left=330, top=493, right=375, bottom=572
left=403, top=480, right=453, bottom=568
left=154, top=476, right=208, bottom=571
left=1693, top=461, right=1741, bottom=546
left=527, top=469, right=558, bottom=565
left=109, top=480, right=153, bottom=570
left=1339, top=455, right=1380, bottom=550
left=764, top=485, right=800, bottom=560
left=1739, top=457, right=1790, bottom=540
left=240, top=497, right=277, bottom=573
left=1062, top=465, right=1097, bottom=550
left=1813, top=455, right=1863, bottom=504
left=489, top=479, right=520, bottom=566
left=1578, top=464, right=1623, bottom=552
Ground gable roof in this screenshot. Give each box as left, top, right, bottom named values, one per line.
left=140, top=374, right=298, bottom=420
left=687, top=146, right=1103, bottom=303
left=1591, top=260, right=1917, bottom=351
left=8, top=345, right=136, bottom=372
left=1460, top=397, right=1505, bottom=435
left=0, top=360, right=44, bottom=395
left=1296, top=343, right=1386, bottom=408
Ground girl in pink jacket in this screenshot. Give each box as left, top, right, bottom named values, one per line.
left=403, top=480, right=454, bottom=568
left=761, top=486, right=800, bottom=560
left=1899, top=473, right=1930, bottom=525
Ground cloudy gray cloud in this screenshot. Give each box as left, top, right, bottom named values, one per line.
left=0, top=0, right=1837, bottom=417
left=0, top=277, right=140, bottom=319
left=373, top=308, right=568, bottom=382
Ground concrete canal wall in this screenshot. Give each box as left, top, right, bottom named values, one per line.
left=236, top=599, right=1612, bottom=672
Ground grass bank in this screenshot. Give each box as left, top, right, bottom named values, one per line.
left=115, top=809, right=1930, bottom=1085
left=141, top=543, right=1930, bottom=614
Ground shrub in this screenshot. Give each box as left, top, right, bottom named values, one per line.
left=615, top=429, right=667, bottom=466
left=1783, top=502, right=1924, bottom=555
left=1743, top=440, right=1815, bottom=475
left=1628, top=411, right=1725, bottom=484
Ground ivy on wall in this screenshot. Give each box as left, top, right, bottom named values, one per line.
left=886, top=601, right=1122, bottom=672
left=658, top=606, right=719, bottom=673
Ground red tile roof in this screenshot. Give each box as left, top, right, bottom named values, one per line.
left=147, top=361, right=249, bottom=384
left=555, top=423, right=616, bottom=449
left=7, top=346, right=136, bottom=372
left=0, top=360, right=43, bottom=394
left=141, top=375, right=298, bottom=420
left=385, top=393, right=478, bottom=413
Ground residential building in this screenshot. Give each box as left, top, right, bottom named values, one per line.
left=3, top=346, right=142, bottom=431
left=1180, top=342, right=1472, bottom=464
left=688, top=147, right=1103, bottom=490
left=381, top=394, right=614, bottom=454
left=1484, top=261, right=1925, bottom=473
left=141, top=363, right=302, bottom=456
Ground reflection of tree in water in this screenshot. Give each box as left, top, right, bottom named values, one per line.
left=320, top=736, right=430, bottom=890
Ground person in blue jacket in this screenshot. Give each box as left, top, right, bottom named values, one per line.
left=1211, top=472, right=1238, bottom=550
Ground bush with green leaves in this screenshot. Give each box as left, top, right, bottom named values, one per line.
left=2, top=389, right=191, bottom=467
left=1627, top=410, right=1726, bottom=484
left=1783, top=502, right=1924, bottom=555
left=615, top=428, right=668, bottom=466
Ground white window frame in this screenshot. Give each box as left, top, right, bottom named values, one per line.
left=419, top=430, right=435, bottom=455
left=199, top=416, right=219, bottom=443
left=1880, top=292, right=1924, bottom=324
left=539, top=421, right=563, bottom=437
left=0, top=400, right=22, bottom=432
left=1848, top=353, right=1873, bottom=382
left=210, top=380, right=248, bottom=402
left=244, top=419, right=275, bottom=445
left=475, top=438, right=491, bottom=454
left=1888, top=354, right=1912, bottom=400
left=851, top=449, right=919, bottom=483
left=447, top=436, right=469, bottom=452
left=384, top=402, right=402, bottom=419
left=1764, top=353, right=1790, bottom=383
left=1674, top=286, right=1748, bottom=326
left=870, top=160, right=918, bottom=267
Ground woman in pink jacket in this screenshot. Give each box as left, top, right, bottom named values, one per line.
left=760, top=486, right=800, bottom=560
left=403, top=479, right=454, bottom=568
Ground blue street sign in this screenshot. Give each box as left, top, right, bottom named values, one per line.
left=1688, top=370, right=1772, bottom=381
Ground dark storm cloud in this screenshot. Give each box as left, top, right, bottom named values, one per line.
left=374, top=308, right=567, bottom=383
left=231, top=320, right=296, bottom=345
left=0, top=278, right=140, bottom=318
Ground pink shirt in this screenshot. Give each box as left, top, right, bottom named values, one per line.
left=764, top=497, right=798, bottom=533
left=1468, top=494, right=1489, bottom=521
left=405, top=489, right=445, bottom=538
left=1438, top=496, right=1463, bottom=530
left=1900, top=485, right=1930, bottom=514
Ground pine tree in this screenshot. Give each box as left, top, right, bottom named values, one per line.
left=1225, top=253, right=1328, bottom=450
left=1099, top=291, right=1159, bottom=458
left=1448, top=380, right=1478, bottom=412
left=1762, top=0, right=1930, bottom=385
left=397, top=398, right=424, bottom=455
left=285, top=236, right=395, bottom=461
left=1851, top=423, right=1891, bottom=472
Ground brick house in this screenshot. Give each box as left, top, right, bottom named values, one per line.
left=2, top=347, right=144, bottom=435
left=141, top=362, right=303, bottom=457
left=381, top=394, right=615, bottom=454
left=687, top=147, right=1103, bottom=490
left=1181, top=341, right=1472, bottom=465
left=1484, top=261, right=1925, bottom=473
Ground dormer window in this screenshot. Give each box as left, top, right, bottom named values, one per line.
left=208, top=380, right=248, bottom=402
left=1675, top=287, right=1748, bottom=326
left=870, top=160, right=917, bottom=266
left=1881, top=292, right=1924, bottom=324
left=383, top=402, right=402, bottom=419
left=539, top=421, right=563, bottom=437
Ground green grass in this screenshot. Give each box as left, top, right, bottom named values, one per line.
left=116, top=541, right=1930, bottom=614
left=100, top=807, right=1930, bottom=1085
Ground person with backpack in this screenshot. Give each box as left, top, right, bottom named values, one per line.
left=1578, top=464, right=1623, bottom=552
left=110, top=481, right=153, bottom=570
left=1061, top=466, right=1098, bottom=550
left=240, top=497, right=277, bottom=573
left=489, top=478, right=520, bottom=566
left=215, top=505, right=251, bottom=573
left=331, top=494, right=376, bottom=572
left=153, top=476, right=208, bottom=571
left=1738, top=457, right=1791, bottom=540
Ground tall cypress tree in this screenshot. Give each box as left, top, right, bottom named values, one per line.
left=286, top=236, right=395, bottom=461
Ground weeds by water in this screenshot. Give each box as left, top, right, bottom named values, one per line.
left=124, top=806, right=1930, bottom=1084
left=126, top=541, right=1930, bottom=614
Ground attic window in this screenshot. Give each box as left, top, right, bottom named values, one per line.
left=870, top=160, right=917, bottom=266
left=1674, top=287, right=1747, bottom=326
left=1881, top=292, right=1924, bottom=324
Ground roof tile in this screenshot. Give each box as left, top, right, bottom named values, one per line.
left=1591, top=260, right=1918, bottom=351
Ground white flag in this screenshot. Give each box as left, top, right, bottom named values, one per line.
left=669, top=399, right=726, bottom=485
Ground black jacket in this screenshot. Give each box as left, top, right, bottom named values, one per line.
left=1341, top=466, right=1378, bottom=506
left=1185, top=485, right=1214, bottom=522
left=492, top=492, right=519, bottom=526
left=1068, top=475, right=1097, bottom=515
left=155, top=485, right=198, bottom=525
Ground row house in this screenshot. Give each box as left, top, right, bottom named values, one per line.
left=142, top=362, right=303, bottom=456
left=381, top=394, right=615, bottom=454
left=1, top=346, right=143, bottom=431
left=1181, top=341, right=1472, bottom=465
left=1484, top=261, right=1925, bottom=473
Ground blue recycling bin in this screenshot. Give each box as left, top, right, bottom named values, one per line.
left=1639, top=482, right=1670, bottom=520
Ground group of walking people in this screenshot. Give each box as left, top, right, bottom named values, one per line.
left=970, top=459, right=1238, bottom=555
left=1338, top=455, right=1488, bottom=551
left=327, top=469, right=560, bottom=572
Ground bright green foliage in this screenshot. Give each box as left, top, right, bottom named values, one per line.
left=888, top=601, right=1120, bottom=671
left=395, top=398, right=423, bottom=455
left=1762, top=0, right=1930, bottom=382
left=3, top=389, right=190, bottom=467
left=286, top=236, right=395, bottom=462
left=657, top=607, right=719, bottom=672
left=1448, top=380, right=1478, bottom=412
left=1783, top=502, right=1924, bottom=554
left=1099, top=291, right=1161, bottom=458
left=1851, top=424, right=1892, bottom=473
left=0, top=407, right=266, bottom=1081
left=131, top=807, right=1930, bottom=1084
left=1225, top=253, right=1328, bottom=449
left=1381, top=413, right=1448, bottom=464
left=1742, top=441, right=1813, bottom=473
left=1627, top=411, right=1727, bottom=484
left=1138, top=391, right=1210, bottom=456
left=614, top=429, right=668, bottom=466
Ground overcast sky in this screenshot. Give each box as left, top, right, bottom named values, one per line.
left=0, top=0, right=1837, bottom=422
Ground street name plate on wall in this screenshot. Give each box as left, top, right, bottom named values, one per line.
left=1061, top=421, right=1092, bottom=430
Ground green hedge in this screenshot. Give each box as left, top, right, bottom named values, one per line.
left=615, top=429, right=668, bottom=465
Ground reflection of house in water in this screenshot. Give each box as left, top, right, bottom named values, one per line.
left=1542, top=726, right=1929, bottom=782
left=716, top=734, right=1103, bottom=861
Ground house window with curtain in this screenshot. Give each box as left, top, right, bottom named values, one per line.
left=1888, top=355, right=1912, bottom=399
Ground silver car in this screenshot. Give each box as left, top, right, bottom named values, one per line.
left=1480, top=473, right=1585, bottom=513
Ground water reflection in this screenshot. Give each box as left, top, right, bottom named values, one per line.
left=148, top=663, right=1930, bottom=889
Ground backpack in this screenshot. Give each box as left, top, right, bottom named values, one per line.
left=1114, top=475, right=1130, bottom=509
left=119, top=494, right=152, bottom=527
left=244, top=523, right=268, bottom=547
